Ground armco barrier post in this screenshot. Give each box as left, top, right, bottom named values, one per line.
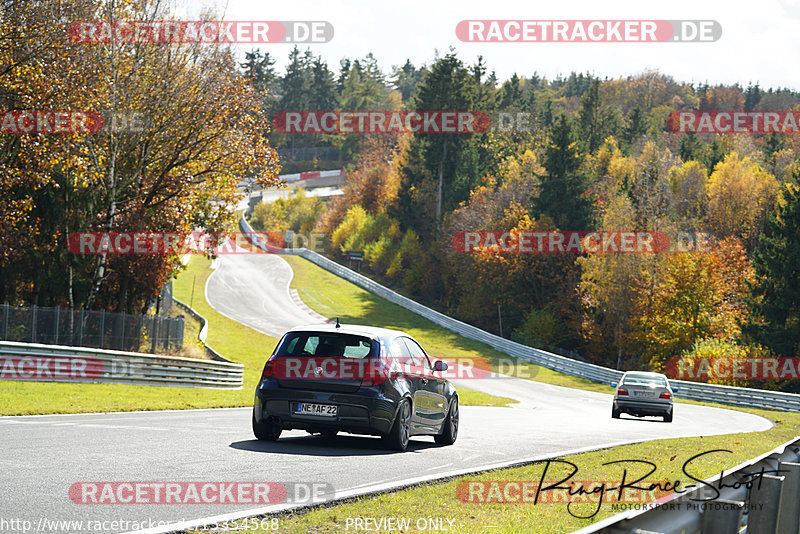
left=2, top=302, right=8, bottom=340
left=150, top=316, right=158, bottom=353
left=78, top=308, right=84, bottom=346
left=776, top=462, right=800, bottom=533
left=118, top=312, right=126, bottom=351
left=53, top=306, right=60, bottom=345
left=748, top=475, right=785, bottom=534
left=177, top=318, right=184, bottom=349
left=700, top=499, right=744, bottom=534
left=30, top=304, right=36, bottom=342
left=99, top=309, right=105, bottom=349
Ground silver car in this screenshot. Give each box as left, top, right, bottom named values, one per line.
left=612, top=371, right=674, bottom=422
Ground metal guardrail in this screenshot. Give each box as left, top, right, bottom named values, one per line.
left=571, top=436, right=800, bottom=534
left=0, top=340, right=243, bottom=389
left=240, top=213, right=800, bottom=413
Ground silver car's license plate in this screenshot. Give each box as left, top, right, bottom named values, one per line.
left=296, top=403, right=338, bottom=416
left=634, top=391, right=655, bottom=397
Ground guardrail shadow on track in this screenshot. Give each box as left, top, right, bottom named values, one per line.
left=239, top=214, right=800, bottom=413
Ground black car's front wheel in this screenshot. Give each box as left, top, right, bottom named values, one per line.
left=435, top=397, right=459, bottom=445
left=252, top=410, right=282, bottom=441
left=385, top=398, right=412, bottom=451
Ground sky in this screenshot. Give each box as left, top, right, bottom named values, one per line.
left=175, top=0, right=800, bottom=90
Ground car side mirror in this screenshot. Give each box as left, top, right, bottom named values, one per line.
left=433, top=360, right=448, bottom=372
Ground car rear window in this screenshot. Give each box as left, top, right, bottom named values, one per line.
left=623, top=374, right=668, bottom=387
left=276, top=332, right=375, bottom=359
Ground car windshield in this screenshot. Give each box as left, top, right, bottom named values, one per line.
left=623, top=374, right=668, bottom=387
left=275, top=332, right=375, bottom=359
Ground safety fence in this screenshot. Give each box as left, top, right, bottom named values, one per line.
left=0, top=303, right=183, bottom=353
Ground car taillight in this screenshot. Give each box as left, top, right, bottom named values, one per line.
left=659, top=392, right=671, bottom=399
left=262, top=361, right=276, bottom=378
left=362, top=361, right=397, bottom=386
left=617, top=388, right=629, bottom=396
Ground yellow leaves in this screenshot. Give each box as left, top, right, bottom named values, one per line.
left=706, top=152, right=779, bottom=245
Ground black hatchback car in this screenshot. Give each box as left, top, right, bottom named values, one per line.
left=252, top=324, right=459, bottom=451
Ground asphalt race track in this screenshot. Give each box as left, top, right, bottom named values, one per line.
left=0, top=253, right=773, bottom=533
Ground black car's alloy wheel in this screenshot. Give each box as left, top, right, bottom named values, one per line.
left=385, top=399, right=411, bottom=451
left=435, top=397, right=458, bottom=445
left=252, top=411, right=282, bottom=441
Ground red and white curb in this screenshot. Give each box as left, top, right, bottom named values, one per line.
left=289, top=289, right=334, bottom=323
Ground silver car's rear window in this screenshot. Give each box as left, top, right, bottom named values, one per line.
left=622, top=374, right=668, bottom=387
left=276, top=332, right=375, bottom=359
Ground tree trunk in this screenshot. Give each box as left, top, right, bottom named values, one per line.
left=436, top=139, right=448, bottom=234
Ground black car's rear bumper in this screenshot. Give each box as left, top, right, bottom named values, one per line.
left=254, top=378, right=400, bottom=436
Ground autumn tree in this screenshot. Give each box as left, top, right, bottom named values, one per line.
left=532, top=114, right=594, bottom=230
left=632, top=237, right=754, bottom=369
left=0, top=0, right=280, bottom=311
left=669, top=160, right=708, bottom=227
left=747, top=183, right=800, bottom=357
left=579, top=195, right=654, bottom=367
left=705, top=152, right=779, bottom=249
left=394, top=52, right=493, bottom=237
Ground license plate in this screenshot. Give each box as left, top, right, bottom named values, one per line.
left=634, top=391, right=655, bottom=397
left=296, top=403, right=338, bottom=417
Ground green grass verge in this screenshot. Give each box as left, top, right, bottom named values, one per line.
left=0, top=257, right=512, bottom=415
left=230, top=407, right=797, bottom=534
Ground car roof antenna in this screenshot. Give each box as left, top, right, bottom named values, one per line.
left=335, top=317, right=340, bottom=328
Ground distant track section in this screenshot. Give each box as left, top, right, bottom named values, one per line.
left=238, top=214, right=800, bottom=412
